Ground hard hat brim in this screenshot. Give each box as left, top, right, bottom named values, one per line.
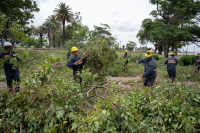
left=145, top=53, right=152, bottom=57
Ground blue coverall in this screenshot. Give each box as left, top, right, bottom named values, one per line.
left=164, top=57, right=178, bottom=83
left=123, top=52, right=129, bottom=71
left=67, top=56, right=86, bottom=84
left=195, top=58, right=200, bottom=72
left=0, top=51, right=21, bottom=88
left=138, top=57, right=157, bottom=87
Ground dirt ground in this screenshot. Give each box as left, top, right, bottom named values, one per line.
left=107, top=76, right=200, bottom=89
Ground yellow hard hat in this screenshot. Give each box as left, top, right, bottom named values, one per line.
left=71, top=46, right=78, bottom=53
left=125, top=50, right=128, bottom=53
left=170, top=51, right=176, bottom=56
left=195, top=54, right=198, bottom=57
left=197, top=53, right=200, bottom=56
left=145, top=50, right=153, bottom=57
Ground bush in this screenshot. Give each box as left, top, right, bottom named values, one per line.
left=45, top=44, right=49, bottom=48
left=152, top=55, right=159, bottom=60
left=85, top=40, right=123, bottom=80
left=179, top=56, right=196, bottom=66
left=129, top=54, right=143, bottom=62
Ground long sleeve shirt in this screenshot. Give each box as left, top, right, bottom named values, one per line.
left=138, top=57, right=157, bottom=78
left=0, top=51, right=21, bottom=69
left=164, top=57, right=178, bottom=70
left=124, top=52, right=128, bottom=58
left=67, top=56, right=86, bottom=76
left=195, top=58, right=200, bottom=66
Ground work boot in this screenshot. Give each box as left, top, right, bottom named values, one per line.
left=9, top=88, right=13, bottom=93
left=15, top=87, right=20, bottom=93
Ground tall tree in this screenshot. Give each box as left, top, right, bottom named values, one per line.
left=54, top=2, right=73, bottom=43
left=47, top=15, right=59, bottom=48
left=43, top=21, right=56, bottom=48
left=0, top=0, right=39, bottom=41
left=126, top=41, right=137, bottom=51
left=139, top=0, right=200, bottom=57
left=34, top=26, right=46, bottom=48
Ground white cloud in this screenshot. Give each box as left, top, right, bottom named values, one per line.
left=31, top=0, right=200, bottom=52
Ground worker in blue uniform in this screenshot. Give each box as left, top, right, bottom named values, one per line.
left=164, top=51, right=178, bottom=83
left=67, top=46, right=86, bottom=85
left=136, top=50, right=157, bottom=88
left=0, top=42, right=21, bottom=93
left=194, top=53, right=200, bottom=75
left=123, top=50, right=129, bottom=72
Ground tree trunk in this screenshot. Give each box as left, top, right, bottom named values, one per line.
left=0, top=35, right=4, bottom=48
left=175, top=48, right=178, bottom=55
left=63, top=20, right=65, bottom=43
left=53, top=34, right=55, bottom=48
left=40, top=34, right=43, bottom=48
left=48, top=33, right=51, bottom=48
left=154, top=45, right=157, bottom=53
left=172, top=45, right=174, bottom=51
left=162, top=44, right=169, bottom=58
left=158, top=45, right=162, bottom=55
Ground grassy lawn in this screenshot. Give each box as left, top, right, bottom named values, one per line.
left=0, top=49, right=199, bottom=86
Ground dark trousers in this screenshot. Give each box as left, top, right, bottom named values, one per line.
left=167, top=70, right=176, bottom=82
left=123, top=60, right=129, bottom=72
left=144, top=78, right=156, bottom=87
left=74, top=71, right=82, bottom=85
left=4, top=69, right=20, bottom=88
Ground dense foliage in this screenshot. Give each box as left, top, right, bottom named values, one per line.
left=152, top=55, right=159, bottom=60
left=179, top=56, right=196, bottom=66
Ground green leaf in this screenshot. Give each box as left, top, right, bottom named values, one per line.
left=95, top=121, right=99, bottom=129
left=72, top=123, right=78, bottom=129
left=102, top=110, right=106, bottom=114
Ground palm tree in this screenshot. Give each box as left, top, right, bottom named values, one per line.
left=46, top=15, right=60, bottom=48
left=43, top=21, right=56, bottom=48
left=35, top=26, right=46, bottom=48
left=54, top=2, right=73, bottom=43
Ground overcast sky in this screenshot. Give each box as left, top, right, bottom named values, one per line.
left=32, top=0, right=200, bottom=52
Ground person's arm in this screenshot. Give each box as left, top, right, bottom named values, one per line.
left=16, top=56, right=22, bottom=62
left=143, top=65, right=155, bottom=77
left=67, top=58, right=75, bottom=67
left=138, top=58, right=146, bottom=64
left=194, top=60, right=197, bottom=66
left=164, top=59, right=168, bottom=65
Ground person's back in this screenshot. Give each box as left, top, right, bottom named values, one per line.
left=165, top=56, right=178, bottom=71
left=164, top=52, right=178, bottom=83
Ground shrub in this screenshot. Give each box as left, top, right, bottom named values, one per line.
left=152, top=55, right=159, bottom=60
left=129, top=54, right=143, bottom=62
left=179, top=56, right=196, bottom=66
left=83, top=39, right=120, bottom=80
left=45, top=44, right=49, bottom=48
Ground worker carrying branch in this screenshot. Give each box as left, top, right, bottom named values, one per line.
left=0, top=42, right=21, bottom=93
left=194, top=53, right=200, bottom=75
left=67, top=46, right=86, bottom=85
left=164, top=51, right=178, bottom=83
left=123, top=50, right=129, bottom=72
left=136, top=50, right=157, bottom=88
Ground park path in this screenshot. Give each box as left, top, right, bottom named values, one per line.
left=107, top=76, right=200, bottom=89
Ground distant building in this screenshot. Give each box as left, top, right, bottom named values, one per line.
left=136, top=47, right=147, bottom=51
